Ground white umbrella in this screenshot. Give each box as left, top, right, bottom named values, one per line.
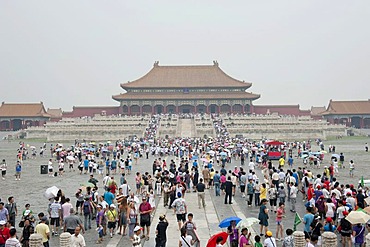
left=346, top=211, right=370, bottom=224
left=66, top=156, right=75, bottom=161
left=207, top=150, right=215, bottom=155
left=30, top=146, right=36, bottom=149
left=236, top=217, right=260, bottom=229
left=44, top=186, right=59, bottom=199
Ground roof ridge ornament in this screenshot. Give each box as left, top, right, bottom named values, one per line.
left=154, top=61, right=159, bottom=67
left=213, top=60, right=218, bottom=66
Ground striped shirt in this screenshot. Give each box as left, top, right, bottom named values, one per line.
left=5, top=237, right=21, bottom=247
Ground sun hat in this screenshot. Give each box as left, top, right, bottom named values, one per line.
left=134, top=226, right=142, bottom=232
left=343, top=211, right=349, bottom=216
left=266, top=231, right=273, bottom=237
left=0, top=220, right=5, bottom=225
left=109, top=204, right=116, bottom=208
left=326, top=217, right=332, bottom=222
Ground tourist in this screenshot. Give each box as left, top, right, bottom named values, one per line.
left=127, top=202, right=138, bottom=239
left=258, top=199, right=269, bottom=236
left=106, top=204, right=118, bottom=238
left=275, top=202, right=285, bottom=241
left=339, top=211, right=352, bottom=247
left=254, top=235, right=263, bottom=247
left=5, top=197, right=17, bottom=227
left=20, top=219, right=33, bottom=247
left=155, top=214, right=168, bottom=247
left=48, top=197, right=61, bottom=236
left=118, top=197, right=128, bottom=235
left=0, top=220, right=10, bottom=247
left=263, top=231, right=277, bottom=247
left=75, top=189, right=84, bottom=215
left=139, top=196, right=152, bottom=240
left=310, top=215, right=322, bottom=239
left=63, top=208, right=84, bottom=235
left=195, top=178, right=206, bottom=209
left=0, top=159, right=7, bottom=180
left=268, top=184, right=277, bottom=213
left=15, top=162, right=21, bottom=181
left=306, top=235, right=319, bottom=247
left=352, top=223, right=365, bottom=247
left=179, top=227, right=195, bottom=247
left=171, top=192, right=187, bottom=231
left=213, top=171, right=221, bottom=196
left=246, top=179, right=254, bottom=206
left=282, top=229, right=294, bottom=247
left=61, top=198, right=72, bottom=224
left=95, top=205, right=106, bottom=243
left=289, top=182, right=298, bottom=212
left=349, top=160, right=355, bottom=178
left=183, top=213, right=199, bottom=247
left=5, top=228, right=20, bottom=247
left=216, top=236, right=224, bottom=247
left=35, top=216, right=50, bottom=247
left=254, top=181, right=260, bottom=207
left=224, top=176, right=233, bottom=204
left=323, top=217, right=336, bottom=232
left=302, top=207, right=314, bottom=238
left=238, top=228, right=251, bottom=247
left=82, top=197, right=92, bottom=230
left=132, top=225, right=142, bottom=246
left=103, top=188, right=115, bottom=206
left=70, top=226, right=85, bottom=247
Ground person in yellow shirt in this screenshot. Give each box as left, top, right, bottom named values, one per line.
left=209, top=169, right=215, bottom=189
left=278, top=157, right=285, bottom=168
left=259, top=183, right=267, bottom=201
left=35, top=216, right=50, bottom=247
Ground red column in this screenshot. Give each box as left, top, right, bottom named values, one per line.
left=206, top=105, right=209, bottom=114
left=139, top=106, right=143, bottom=115
left=127, top=106, right=131, bottom=115
left=152, top=106, right=155, bottom=115
left=360, top=117, right=364, bottom=129
left=176, top=105, right=179, bottom=114
left=242, top=105, right=245, bottom=114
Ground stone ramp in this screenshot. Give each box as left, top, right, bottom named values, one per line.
left=144, top=190, right=220, bottom=247
left=178, top=118, right=195, bottom=137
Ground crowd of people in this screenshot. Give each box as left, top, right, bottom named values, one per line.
left=0, top=119, right=369, bottom=247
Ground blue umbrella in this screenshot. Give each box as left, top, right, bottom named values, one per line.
left=220, top=151, right=227, bottom=157
left=218, top=216, right=242, bottom=228
left=191, top=155, right=199, bottom=160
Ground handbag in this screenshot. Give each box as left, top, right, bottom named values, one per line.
left=141, top=213, right=150, bottom=222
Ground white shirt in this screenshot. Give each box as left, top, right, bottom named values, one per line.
left=264, top=237, right=277, bottom=247
left=179, top=235, right=193, bottom=247
left=120, top=184, right=131, bottom=197
left=71, top=234, right=86, bottom=247
left=248, top=162, right=255, bottom=171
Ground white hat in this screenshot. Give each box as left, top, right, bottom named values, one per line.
left=134, top=225, right=142, bottom=232
left=0, top=220, right=5, bottom=225
left=23, top=210, right=31, bottom=216
left=109, top=204, right=116, bottom=208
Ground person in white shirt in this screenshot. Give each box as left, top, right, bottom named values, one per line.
left=263, top=231, right=277, bottom=247
left=248, top=159, right=255, bottom=172
left=70, top=226, right=86, bottom=247
left=120, top=181, right=131, bottom=197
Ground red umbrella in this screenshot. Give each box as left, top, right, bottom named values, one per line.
left=206, top=232, right=228, bottom=247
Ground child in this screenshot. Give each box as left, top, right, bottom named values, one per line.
left=216, top=236, right=224, bottom=247
left=282, top=229, right=294, bottom=247
left=254, top=235, right=263, bottom=247
left=276, top=202, right=285, bottom=241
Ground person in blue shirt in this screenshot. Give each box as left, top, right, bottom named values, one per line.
left=83, top=158, right=89, bottom=174
left=192, top=160, right=198, bottom=169
left=292, top=169, right=299, bottom=187
left=103, top=188, right=115, bottom=205
left=105, top=159, right=110, bottom=175
left=15, top=161, right=22, bottom=180
left=302, top=207, right=314, bottom=236
left=323, top=217, right=336, bottom=232
left=288, top=156, right=294, bottom=168
left=111, top=159, right=117, bottom=174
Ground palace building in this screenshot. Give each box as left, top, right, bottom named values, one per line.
left=112, top=61, right=260, bottom=115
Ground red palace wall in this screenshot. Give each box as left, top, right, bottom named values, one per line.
left=62, top=106, right=120, bottom=118
left=253, top=105, right=311, bottom=116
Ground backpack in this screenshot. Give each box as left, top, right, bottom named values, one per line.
left=83, top=201, right=91, bottom=215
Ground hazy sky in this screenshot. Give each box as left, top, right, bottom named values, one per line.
left=1, top=1, right=369, bottom=111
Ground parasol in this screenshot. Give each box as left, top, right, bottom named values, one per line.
left=218, top=216, right=241, bottom=228
left=44, top=186, right=59, bottom=199
left=206, top=232, right=228, bottom=247
left=236, top=217, right=259, bottom=229
left=345, top=211, right=370, bottom=224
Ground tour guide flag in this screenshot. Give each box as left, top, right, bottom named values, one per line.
left=361, top=176, right=364, bottom=187
left=293, top=212, right=302, bottom=231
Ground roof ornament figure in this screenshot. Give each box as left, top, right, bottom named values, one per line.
left=213, top=60, right=219, bottom=66
left=153, top=61, right=159, bottom=67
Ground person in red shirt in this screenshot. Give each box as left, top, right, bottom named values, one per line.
left=139, top=197, right=152, bottom=240
left=0, top=220, right=10, bottom=246
left=307, top=184, right=315, bottom=201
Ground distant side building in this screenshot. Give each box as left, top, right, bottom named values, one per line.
left=112, top=61, right=260, bottom=115
left=47, top=108, right=63, bottom=122
left=310, top=106, right=326, bottom=120
left=321, top=99, right=370, bottom=128
left=62, top=106, right=120, bottom=118
left=0, top=102, right=50, bottom=131
left=253, top=105, right=310, bottom=116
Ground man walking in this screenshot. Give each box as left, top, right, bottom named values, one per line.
left=247, top=179, right=254, bottom=207
left=195, top=178, right=206, bottom=209
left=213, top=171, right=221, bottom=196
left=70, top=226, right=86, bottom=247
left=35, top=216, right=50, bottom=247
left=289, top=183, right=298, bottom=212
left=5, top=197, right=17, bottom=227
left=139, top=197, right=152, bottom=241
left=224, top=176, right=233, bottom=204
left=0, top=159, right=7, bottom=180
left=155, top=214, right=168, bottom=247
left=64, top=208, right=85, bottom=235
